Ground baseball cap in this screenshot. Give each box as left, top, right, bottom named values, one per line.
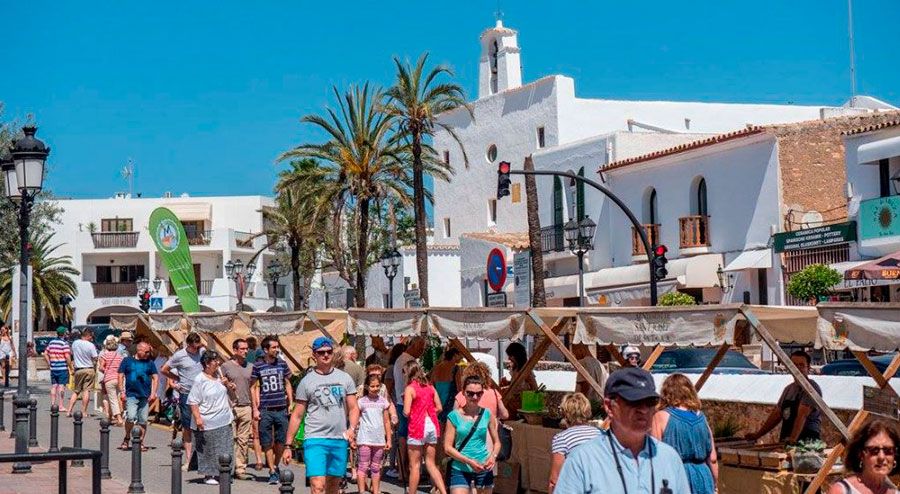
left=56, top=326, right=67, bottom=335
left=312, top=337, right=334, bottom=352
left=604, top=367, right=659, bottom=402
left=120, top=331, right=133, bottom=340
left=622, top=346, right=640, bottom=358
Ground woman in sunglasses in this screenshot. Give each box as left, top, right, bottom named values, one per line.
left=828, top=419, right=899, bottom=494
left=444, top=375, right=501, bottom=494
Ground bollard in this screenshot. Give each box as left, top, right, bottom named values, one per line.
left=128, top=426, right=145, bottom=493
left=279, top=469, right=295, bottom=494
left=49, top=404, right=59, bottom=452
left=0, top=393, right=6, bottom=432
left=99, top=418, right=111, bottom=479
left=28, top=398, right=38, bottom=447
left=170, top=439, right=183, bottom=494
left=217, top=454, right=232, bottom=494
left=72, top=411, right=84, bottom=467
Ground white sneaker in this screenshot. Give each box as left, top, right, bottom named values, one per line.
left=181, top=463, right=190, bottom=472
left=203, top=477, right=219, bottom=485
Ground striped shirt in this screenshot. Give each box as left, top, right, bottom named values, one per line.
left=46, top=338, right=71, bottom=372
left=551, top=424, right=602, bottom=457
left=99, top=350, right=125, bottom=384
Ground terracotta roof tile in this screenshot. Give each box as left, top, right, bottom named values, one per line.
left=462, top=231, right=531, bottom=250
left=842, top=118, right=900, bottom=136
left=602, top=127, right=765, bottom=172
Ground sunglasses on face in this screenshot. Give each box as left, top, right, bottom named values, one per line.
left=863, top=446, right=897, bottom=456
left=617, top=397, right=659, bottom=409
left=627, top=355, right=640, bottom=360
left=465, top=390, right=484, bottom=398
left=315, top=349, right=333, bottom=356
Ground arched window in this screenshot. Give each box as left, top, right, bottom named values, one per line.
left=576, top=167, right=586, bottom=220
left=490, top=39, right=499, bottom=94
left=696, top=178, right=708, bottom=216
left=553, top=176, right=564, bottom=226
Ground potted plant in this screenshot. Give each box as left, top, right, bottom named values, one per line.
left=789, top=438, right=826, bottom=473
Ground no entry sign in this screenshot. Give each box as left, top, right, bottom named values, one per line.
left=486, top=248, right=507, bottom=292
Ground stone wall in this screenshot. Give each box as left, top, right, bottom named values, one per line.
left=703, top=399, right=856, bottom=445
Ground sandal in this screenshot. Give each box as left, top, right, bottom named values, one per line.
left=140, top=445, right=150, bottom=452
left=117, top=441, right=131, bottom=451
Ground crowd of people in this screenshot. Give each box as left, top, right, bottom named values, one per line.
left=30, top=326, right=900, bottom=494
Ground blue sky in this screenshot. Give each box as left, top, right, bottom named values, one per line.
left=1, top=1, right=898, bottom=199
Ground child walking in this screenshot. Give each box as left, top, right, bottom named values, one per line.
left=357, top=374, right=392, bottom=494
left=403, top=360, right=448, bottom=494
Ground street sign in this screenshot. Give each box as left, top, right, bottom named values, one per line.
left=149, top=297, right=163, bottom=311
left=513, top=251, right=531, bottom=307
left=404, top=289, right=422, bottom=308
left=486, top=248, right=507, bottom=292
left=772, top=221, right=857, bottom=253
left=486, top=292, right=507, bottom=308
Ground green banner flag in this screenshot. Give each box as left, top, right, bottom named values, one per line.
left=149, top=207, right=200, bottom=313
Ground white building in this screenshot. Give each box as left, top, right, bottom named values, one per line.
left=51, top=194, right=288, bottom=325
left=411, top=20, right=886, bottom=307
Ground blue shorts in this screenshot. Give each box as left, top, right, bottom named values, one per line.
left=178, top=393, right=192, bottom=429
left=51, top=369, right=70, bottom=386
left=449, top=468, right=494, bottom=489
left=396, top=403, right=408, bottom=437
left=303, top=438, right=349, bottom=478
left=258, top=408, right=289, bottom=448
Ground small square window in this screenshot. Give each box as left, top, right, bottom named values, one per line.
left=537, top=127, right=546, bottom=148
left=443, top=217, right=451, bottom=238
left=443, top=150, right=450, bottom=165
left=488, top=199, right=498, bottom=224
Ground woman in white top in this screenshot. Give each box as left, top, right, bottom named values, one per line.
left=187, top=350, right=234, bottom=485
left=0, top=325, right=16, bottom=388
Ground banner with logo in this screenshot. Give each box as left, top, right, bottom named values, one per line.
left=574, top=306, right=741, bottom=346
left=429, top=309, right=527, bottom=341
left=149, top=207, right=200, bottom=312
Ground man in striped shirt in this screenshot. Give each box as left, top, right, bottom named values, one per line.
left=44, top=326, right=73, bottom=412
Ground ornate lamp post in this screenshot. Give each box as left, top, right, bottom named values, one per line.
left=225, top=259, right=255, bottom=311
left=2, top=126, right=49, bottom=472
left=565, top=215, right=596, bottom=307
left=136, top=277, right=162, bottom=312
left=265, top=259, right=286, bottom=312
left=716, top=265, right=734, bottom=294
left=380, top=248, right=401, bottom=308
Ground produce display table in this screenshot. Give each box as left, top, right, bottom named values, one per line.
left=508, top=420, right=561, bottom=493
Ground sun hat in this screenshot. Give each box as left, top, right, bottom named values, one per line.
left=622, top=346, right=640, bottom=358
left=119, top=331, right=133, bottom=340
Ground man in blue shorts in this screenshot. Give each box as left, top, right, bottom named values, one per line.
left=251, top=336, right=293, bottom=484
left=161, top=332, right=205, bottom=470
left=284, top=337, right=359, bottom=494
left=44, top=326, right=73, bottom=412
left=117, top=341, right=158, bottom=451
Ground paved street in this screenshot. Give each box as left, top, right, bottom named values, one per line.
left=0, top=384, right=415, bottom=493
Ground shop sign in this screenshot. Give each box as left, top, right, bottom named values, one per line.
left=486, top=292, right=508, bottom=308
left=862, top=385, right=899, bottom=421
left=859, top=196, right=900, bottom=240
left=772, top=221, right=857, bottom=253
left=513, top=252, right=531, bottom=308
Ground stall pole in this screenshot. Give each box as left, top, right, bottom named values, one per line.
left=307, top=312, right=341, bottom=340
left=448, top=339, right=499, bottom=389
left=500, top=318, right=568, bottom=401
left=527, top=311, right=605, bottom=400
left=695, top=344, right=730, bottom=391
left=606, top=345, right=627, bottom=367
left=640, top=345, right=665, bottom=371
left=803, top=352, right=900, bottom=494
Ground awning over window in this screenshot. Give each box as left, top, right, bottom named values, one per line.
left=164, top=202, right=212, bottom=222
left=586, top=280, right=677, bottom=307
left=724, top=249, right=773, bottom=272
left=845, top=251, right=900, bottom=280
left=858, top=135, right=900, bottom=164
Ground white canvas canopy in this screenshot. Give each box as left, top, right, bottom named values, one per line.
left=816, top=302, right=900, bottom=352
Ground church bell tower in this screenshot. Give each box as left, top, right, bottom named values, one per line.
left=478, top=20, right=522, bottom=99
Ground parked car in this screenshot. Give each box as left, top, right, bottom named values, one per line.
left=71, top=324, right=118, bottom=352
left=820, top=354, right=898, bottom=377
left=34, top=335, right=58, bottom=355
left=651, top=348, right=769, bottom=375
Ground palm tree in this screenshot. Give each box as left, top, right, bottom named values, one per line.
left=0, top=230, right=79, bottom=328
left=280, top=84, right=412, bottom=307
left=384, top=53, right=471, bottom=306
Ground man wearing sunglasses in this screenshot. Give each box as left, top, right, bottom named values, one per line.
left=284, top=336, right=360, bottom=494
left=555, top=368, right=689, bottom=493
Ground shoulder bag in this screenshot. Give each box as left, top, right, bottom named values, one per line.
left=444, top=407, right=486, bottom=486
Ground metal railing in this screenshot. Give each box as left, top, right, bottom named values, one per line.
left=679, top=215, right=710, bottom=249
left=0, top=448, right=102, bottom=494
left=185, top=230, right=212, bottom=246
left=234, top=231, right=255, bottom=248
left=91, top=282, right=136, bottom=298
left=631, top=224, right=660, bottom=256
left=91, top=232, right=139, bottom=248
left=168, top=279, right=214, bottom=295
left=541, top=225, right=565, bottom=253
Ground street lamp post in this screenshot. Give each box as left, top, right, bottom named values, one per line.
left=225, top=259, right=255, bottom=311
left=565, top=215, right=596, bottom=307
left=2, top=125, right=50, bottom=472
left=265, top=259, right=286, bottom=312
left=380, top=248, right=401, bottom=308
left=136, top=277, right=162, bottom=312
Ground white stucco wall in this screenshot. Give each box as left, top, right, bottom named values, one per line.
left=399, top=248, right=462, bottom=308
left=459, top=237, right=517, bottom=307
left=844, top=127, right=900, bottom=258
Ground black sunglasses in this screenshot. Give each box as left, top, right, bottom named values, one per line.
left=315, top=349, right=333, bottom=356
left=465, top=390, right=484, bottom=398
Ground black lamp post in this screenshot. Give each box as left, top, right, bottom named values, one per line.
left=2, top=125, right=49, bottom=472
left=136, top=277, right=162, bottom=312
left=565, top=215, right=596, bottom=307
left=716, top=264, right=734, bottom=294
left=225, top=259, right=255, bottom=311
left=380, top=248, right=401, bottom=308
left=265, top=259, right=286, bottom=312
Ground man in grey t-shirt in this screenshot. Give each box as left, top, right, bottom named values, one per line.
left=283, top=337, right=359, bottom=493
left=160, top=332, right=205, bottom=470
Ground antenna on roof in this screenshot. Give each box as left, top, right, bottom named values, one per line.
left=847, top=0, right=857, bottom=106
left=121, top=158, right=134, bottom=198
left=494, top=0, right=503, bottom=23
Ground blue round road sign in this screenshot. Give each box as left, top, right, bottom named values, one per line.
left=486, top=248, right=507, bottom=292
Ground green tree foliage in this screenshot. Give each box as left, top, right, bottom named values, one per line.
left=658, top=291, right=697, bottom=306
left=0, top=230, right=79, bottom=324
left=787, top=264, right=842, bottom=303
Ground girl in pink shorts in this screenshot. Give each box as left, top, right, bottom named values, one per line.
left=356, top=374, right=392, bottom=494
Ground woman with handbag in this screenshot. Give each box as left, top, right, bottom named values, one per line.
left=98, top=336, right=126, bottom=426
left=444, top=375, right=501, bottom=494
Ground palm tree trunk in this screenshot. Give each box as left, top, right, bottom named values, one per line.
left=355, top=197, right=371, bottom=307
left=289, top=238, right=302, bottom=310
left=412, top=132, right=429, bottom=306
left=524, top=156, right=546, bottom=307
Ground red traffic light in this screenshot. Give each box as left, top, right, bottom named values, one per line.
left=498, top=161, right=511, bottom=174
left=653, top=245, right=668, bottom=257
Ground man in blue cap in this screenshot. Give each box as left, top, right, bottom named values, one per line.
left=555, top=367, right=689, bottom=493
left=284, top=336, right=359, bottom=494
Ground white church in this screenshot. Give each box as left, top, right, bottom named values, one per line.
left=361, top=20, right=894, bottom=309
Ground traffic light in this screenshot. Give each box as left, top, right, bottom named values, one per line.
left=652, top=244, right=669, bottom=279
left=497, top=161, right=511, bottom=199
left=139, top=291, right=151, bottom=312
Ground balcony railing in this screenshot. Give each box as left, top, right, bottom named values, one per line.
left=168, top=279, right=215, bottom=295
left=91, top=282, right=136, bottom=298
left=541, top=225, right=565, bottom=253
left=234, top=231, right=255, bottom=248
left=631, top=224, right=660, bottom=256
left=186, top=230, right=212, bottom=246
left=679, top=215, right=711, bottom=249
left=91, top=232, right=139, bottom=248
